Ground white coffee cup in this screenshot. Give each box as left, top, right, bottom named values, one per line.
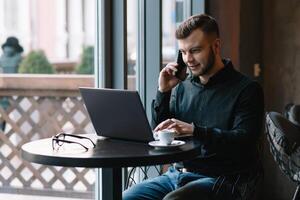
left=153, top=129, right=175, bottom=145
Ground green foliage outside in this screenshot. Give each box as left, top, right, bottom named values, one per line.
left=18, top=50, right=54, bottom=74
left=75, top=46, right=94, bottom=74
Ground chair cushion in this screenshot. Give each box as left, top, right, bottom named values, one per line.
left=266, top=112, right=300, bottom=182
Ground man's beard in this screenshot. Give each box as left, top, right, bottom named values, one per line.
left=198, top=46, right=215, bottom=76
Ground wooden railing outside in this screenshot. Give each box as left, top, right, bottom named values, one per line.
left=0, top=74, right=95, bottom=198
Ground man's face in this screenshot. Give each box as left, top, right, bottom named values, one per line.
left=178, top=29, right=216, bottom=77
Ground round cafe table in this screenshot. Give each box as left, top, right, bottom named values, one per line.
left=21, top=134, right=202, bottom=200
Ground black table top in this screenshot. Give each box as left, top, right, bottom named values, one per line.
left=21, top=134, right=202, bottom=168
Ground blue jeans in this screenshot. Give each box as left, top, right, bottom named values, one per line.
left=123, top=166, right=239, bottom=200
left=123, top=166, right=258, bottom=200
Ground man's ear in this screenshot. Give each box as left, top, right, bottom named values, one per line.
left=212, top=38, right=221, bottom=55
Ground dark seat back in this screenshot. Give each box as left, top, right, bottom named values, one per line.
left=265, top=111, right=300, bottom=183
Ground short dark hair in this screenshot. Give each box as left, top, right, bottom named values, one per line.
left=175, top=14, right=219, bottom=39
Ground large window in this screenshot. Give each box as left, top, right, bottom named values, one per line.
left=0, top=0, right=96, bottom=199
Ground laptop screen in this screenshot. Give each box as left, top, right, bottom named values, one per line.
left=79, top=87, right=154, bottom=142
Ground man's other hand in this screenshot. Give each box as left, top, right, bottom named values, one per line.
left=154, top=118, right=194, bottom=136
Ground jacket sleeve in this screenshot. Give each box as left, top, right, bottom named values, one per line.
left=151, top=89, right=176, bottom=129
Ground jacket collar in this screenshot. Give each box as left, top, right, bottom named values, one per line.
left=191, top=59, right=236, bottom=87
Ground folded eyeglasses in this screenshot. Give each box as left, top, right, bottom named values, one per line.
left=52, top=133, right=96, bottom=151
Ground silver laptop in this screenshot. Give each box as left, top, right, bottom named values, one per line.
left=79, top=87, right=154, bottom=142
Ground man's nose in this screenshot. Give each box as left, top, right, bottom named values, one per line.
left=186, top=53, right=194, bottom=63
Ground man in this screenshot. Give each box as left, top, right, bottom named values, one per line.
left=123, top=14, right=264, bottom=200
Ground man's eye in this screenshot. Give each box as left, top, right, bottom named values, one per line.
left=191, top=49, right=201, bottom=53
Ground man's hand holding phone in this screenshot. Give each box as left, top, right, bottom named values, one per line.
left=158, top=51, right=187, bottom=93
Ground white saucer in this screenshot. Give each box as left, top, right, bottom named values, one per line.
left=148, top=140, right=185, bottom=148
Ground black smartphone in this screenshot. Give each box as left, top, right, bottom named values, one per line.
left=175, top=50, right=187, bottom=80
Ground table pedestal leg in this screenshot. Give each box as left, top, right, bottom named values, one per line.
left=96, top=168, right=122, bottom=200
